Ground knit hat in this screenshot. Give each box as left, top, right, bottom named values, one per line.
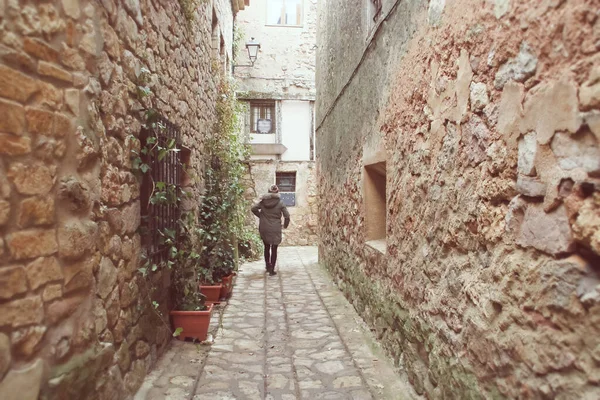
left=268, top=184, right=279, bottom=193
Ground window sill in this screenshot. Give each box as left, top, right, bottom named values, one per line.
left=265, top=24, right=304, bottom=28
left=366, top=239, right=386, bottom=254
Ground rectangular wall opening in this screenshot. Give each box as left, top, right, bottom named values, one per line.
left=276, top=171, right=296, bottom=207
left=364, top=161, right=386, bottom=253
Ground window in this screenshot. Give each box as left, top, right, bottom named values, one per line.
left=276, top=172, right=296, bottom=206
left=140, top=117, right=182, bottom=263
left=267, top=0, right=302, bottom=26
left=250, top=101, right=276, bottom=133
left=364, top=162, right=386, bottom=252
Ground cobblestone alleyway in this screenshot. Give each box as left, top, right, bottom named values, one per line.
left=135, top=247, right=419, bottom=400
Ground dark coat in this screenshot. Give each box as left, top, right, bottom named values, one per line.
left=251, top=193, right=290, bottom=245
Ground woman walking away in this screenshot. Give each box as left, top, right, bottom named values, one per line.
left=251, top=184, right=290, bottom=276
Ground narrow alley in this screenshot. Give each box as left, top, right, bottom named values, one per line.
left=135, top=247, right=418, bottom=400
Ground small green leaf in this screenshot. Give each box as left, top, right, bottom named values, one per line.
left=152, top=301, right=159, bottom=309
left=173, top=327, right=183, bottom=337
left=140, top=164, right=150, bottom=173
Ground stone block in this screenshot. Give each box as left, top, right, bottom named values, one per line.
left=23, top=37, right=59, bottom=63
left=97, top=257, right=118, bottom=300
left=43, top=284, right=63, bottom=302
left=38, top=61, right=73, bottom=83
left=0, top=133, right=31, bottom=155
left=57, top=220, right=98, bottom=260
left=65, top=89, right=80, bottom=116
left=35, top=81, right=63, bottom=111
left=0, top=296, right=43, bottom=328
left=6, top=229, right=58, bottom=260
left=106, top=287, right=120, bottom=328
left=0, top=199, right=9, bottom=225
left=580, top=66, right=600, bottom=109
left=53, top=113, right=72, bottom=137
left=61, top=0, right=80, bottom=19
left=0, top=265, right=28, bottom=300
left=124, top=0, right=142, bottom=26
left=112, top=312, right=131, bottom=344
left=25, top=256, right=63, bottom=290
left=0, top=98, right=25, bottom=135
left=134, top=340, right=149, bottom=358
left=0, top=64, right=39, bottom=103
left=17, top=196, right=55, bottom=227
left=0, top=49, right=37, bottom=73
left=26, top=107, right=54, bottom=136
left=11, top=326, right=46, bottom=358
left=517, top=132, right=537, bottom=176
left=61, top=45, right=86, bottom=71
left=462, top=114, right=490, bottom=165
left=46, top=295, right=84, bottom=325
left=119, top=280, right=138, bottom=308
left=494, top=42, right=537, bottom=89
left=116, top=341, right=131, bottom=372
left=551, top=131, right=600, bottom=175
left=93, top=298, right=108, bottom=335
left=469, top=82, right=489, bottom=111
left=121, top=201, right=141, bottom=234
left=516, top=203, right=574, bottom=255
left=8, top=162, right=55, bottom=195
left=57, top=176, right=91, bottom=213
left=515, top=175, right=546, bottom=198
left=64, top=266, right=93, bottom=294
left=0, top=333, right=10, bottom=377
left=34, top=136, right=67, bottom=161
left=124, top=359, right=146, bottom=393
left=0, top=358, right=44, bottom=400
left=533, top=255, right=588, bottom=312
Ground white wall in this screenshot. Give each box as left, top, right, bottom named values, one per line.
left=250, top=133, right=277, bottom=143
left=234, top=0, right=317, bottom=98
left=281, top=100, right=311, bottom=161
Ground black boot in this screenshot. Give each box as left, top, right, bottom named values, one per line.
left=269, top=264, right=277, bottom=276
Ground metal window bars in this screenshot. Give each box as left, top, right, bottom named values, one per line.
left=140, top=116, right=182, bottom=265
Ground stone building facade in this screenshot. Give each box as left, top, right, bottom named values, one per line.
left=317, top=0, right=600, bottom=398
left=0, top=0, right=242, bottom=399
left=235, top=0, right=318, bottom=246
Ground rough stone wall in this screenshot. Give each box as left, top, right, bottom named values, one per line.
left=249, top=160, right=318, bottom=246
left=0, top=0, right=232, bottom=399
left=317, top=0, right=600, bottom=398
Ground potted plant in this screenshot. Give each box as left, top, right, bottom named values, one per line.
left=197, top=265, right=222, bottom=305
left=212, top=238, right=237, bottom=300
left=170, top=248, right=213, bottom=342
left=168, top=213, right=215, bottom=341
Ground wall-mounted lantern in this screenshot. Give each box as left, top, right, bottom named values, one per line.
left=245, top=37, right=261, bottom=66
left=234, top=37, right=261, bottom=73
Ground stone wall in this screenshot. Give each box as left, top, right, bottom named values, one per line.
left=0, top=0, right=234, bottom=399
left=316, top=0, right=600, bottom=398
left=249, top=160, right=318, bottom=246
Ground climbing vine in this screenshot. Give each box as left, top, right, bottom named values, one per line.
left=129, top=56, right=260, bottom=336
left=196, top=74, right=261, bottom=282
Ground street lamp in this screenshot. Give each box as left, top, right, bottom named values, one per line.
left=245, top=37, right=261, bottom=66
left=233, top=37, right=261, bottom=73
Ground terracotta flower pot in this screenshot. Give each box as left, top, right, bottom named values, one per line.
left=219, top=273, right=236, bottom=300
left=170, top=304, right=213, bottom=341
left=199, top=283, right=222, bottom=305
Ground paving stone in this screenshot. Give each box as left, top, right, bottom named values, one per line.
left=135, top=247, right=419, bottom=400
